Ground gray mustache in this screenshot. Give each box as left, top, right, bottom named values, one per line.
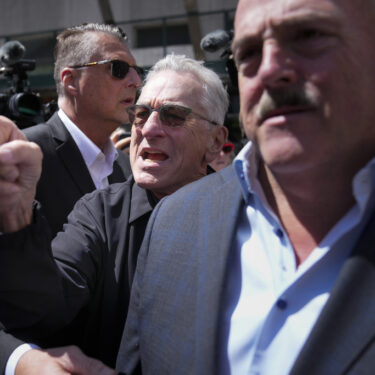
left=256, top=88, right=319, bottom=121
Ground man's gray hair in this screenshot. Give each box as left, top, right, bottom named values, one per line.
left=145, top=54, right=229, bottom=126
left=54, top=23, right=127, bottom=97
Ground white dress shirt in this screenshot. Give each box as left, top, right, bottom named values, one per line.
left=221, top=142, right=375, bottom=375
left=58, top=109, right=118, bottom=189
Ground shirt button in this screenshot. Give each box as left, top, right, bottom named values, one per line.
left=276, top=298, right=288, bottom=310
left=275, top=228, right=284, bottom=238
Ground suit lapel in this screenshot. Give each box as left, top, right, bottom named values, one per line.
left=291, top=212, right=375, bottom=374
left=49, top=114, right=95, bottom=194
left=109, top=152, right=131, bottom=184
left=109, top=161, right=124, bottom=183
left=196, top=168, right=244, bottom=374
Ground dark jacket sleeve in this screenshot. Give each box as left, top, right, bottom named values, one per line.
left=0, top=180, right=134, bottom=357
left=0, top=323, right=24, bottom=375
left=0, top=197, right=103, bottom=344
left=0, top=205, right=70, bottom=341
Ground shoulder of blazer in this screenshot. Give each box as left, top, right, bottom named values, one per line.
left=23, top=112, right=70, bottom=145
left=164, top=165, right=239, bottom=203
left=155, top=165, right=243, bottom=222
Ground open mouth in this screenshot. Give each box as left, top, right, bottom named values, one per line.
left=141, top=149, right=168, bottom=162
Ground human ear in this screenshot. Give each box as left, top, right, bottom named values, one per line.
left=205, top=125, right=228, bottom=163
left=61, top=68, right=79, bottom=96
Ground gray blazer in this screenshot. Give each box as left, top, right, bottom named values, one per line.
left=117, top=165, right=375, bottom=375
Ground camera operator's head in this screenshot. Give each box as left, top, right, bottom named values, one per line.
left=54, top=23, right=142, bottom=147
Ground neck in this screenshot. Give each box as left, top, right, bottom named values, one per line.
left=59, top=101, right=117, bottom=151
left=259, top=161, right=356, bottom=266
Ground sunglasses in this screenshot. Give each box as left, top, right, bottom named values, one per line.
left=222, top=142, right=234, bottom=154
left=126, top=104, right=219, bottom=128
left=69, top=59, right=144, bottom=79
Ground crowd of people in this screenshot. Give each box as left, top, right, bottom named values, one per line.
left=1, top=0, right=375, bottom=373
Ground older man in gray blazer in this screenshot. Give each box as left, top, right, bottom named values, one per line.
left=116, top=0, right=375, bottom=373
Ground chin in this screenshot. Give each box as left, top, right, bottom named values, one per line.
left=134, top=172, right=163, bottom=190
left=261, top=144, right=306, bottom=171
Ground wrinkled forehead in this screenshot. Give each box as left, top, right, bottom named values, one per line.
left=234, top=0, right=373, bottom=31
left=138, top=70, right=205, bottom=109
left=234, top=0, right=339, bottom=33
left=93, top=32, right=136, bottom=64
left=233, top=0, right=375, bottom=52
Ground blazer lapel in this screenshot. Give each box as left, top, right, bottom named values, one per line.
left=291, top=212, right=375, bottom=374
left=196, top=168, right=244, bottom=374
left=49, top=114, right=95, bottom=194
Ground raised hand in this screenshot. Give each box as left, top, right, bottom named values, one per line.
left=0, top=116, right=42, bottom=232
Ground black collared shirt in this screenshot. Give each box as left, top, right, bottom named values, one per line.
left=2, top=177, right=156, bottom=367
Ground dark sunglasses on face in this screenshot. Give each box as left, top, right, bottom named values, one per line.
left=126, top=104, right=219, bottom=128
left=222, top=142, right=234, bottom=154
left=69, top=59, right=144, bottom=79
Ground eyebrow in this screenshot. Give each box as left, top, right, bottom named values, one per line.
left=231, top=8, right=341, bottom=54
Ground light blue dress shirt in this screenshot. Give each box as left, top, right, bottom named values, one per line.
left=221, top=141, right=375, bottom=375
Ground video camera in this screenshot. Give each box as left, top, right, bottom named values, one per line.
left=0, top=40, right=53, bottom=129
left=200, top=29, right=237, bottom=89
left=200, top=29, right=245, bottom=147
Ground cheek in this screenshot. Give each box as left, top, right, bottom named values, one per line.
left=238, top=76, right=261, bottom=139
left=223, top=153, right=231, bottom=163
left=129, top=133, right=139, bottom=166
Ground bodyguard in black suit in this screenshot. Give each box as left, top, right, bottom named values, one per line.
left=24, top=113, right=131, bottom=237
left=20, top=23, right=139, bottom=237
left=116, top=0, right=375, bottom=373
left=0, top=54, right=229, bottom=372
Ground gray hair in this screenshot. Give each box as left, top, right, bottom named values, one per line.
left=145, top=54, right=229, bottom=126
left=54, top=23, right=128, bottom=97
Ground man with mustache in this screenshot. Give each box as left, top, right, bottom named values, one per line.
left=23, top=23, right=137, bottom=237
left=116, top=0, right=375, bottom=373
left=0, top=54, right=228, bottom=373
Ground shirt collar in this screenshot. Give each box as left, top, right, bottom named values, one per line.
left=129, top=177, right=158, bottom=223
left=233, top=141, right=260, bottom=203
left=234, top=140, right=375, bottom=212
left=58, top=108, right=118, bottom=168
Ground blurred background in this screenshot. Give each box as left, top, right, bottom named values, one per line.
left=0, top=0, right=243, bottom=145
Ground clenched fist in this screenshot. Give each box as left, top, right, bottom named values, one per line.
left=0, top=116, right=42, bottom=232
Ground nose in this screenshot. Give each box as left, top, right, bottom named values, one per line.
left=141, top=111, right=165, bottom=138
left=258, top=40, right=297, bottom=88
left=126, top=67, right=142, bottom=88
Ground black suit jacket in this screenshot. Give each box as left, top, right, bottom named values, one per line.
left=23, top=112, right=132, bottom=237
left=0, top=178, right=156, bottom=368
left=0, top=324, right=23, bottom=374
left=117, top=165, right=375, bottom=375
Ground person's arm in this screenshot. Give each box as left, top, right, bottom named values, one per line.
left=0, top=324, right=24, bottom=374
left=13, top=345, right=117, bottom=375
left=0, top=116, right=99, bottom=340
